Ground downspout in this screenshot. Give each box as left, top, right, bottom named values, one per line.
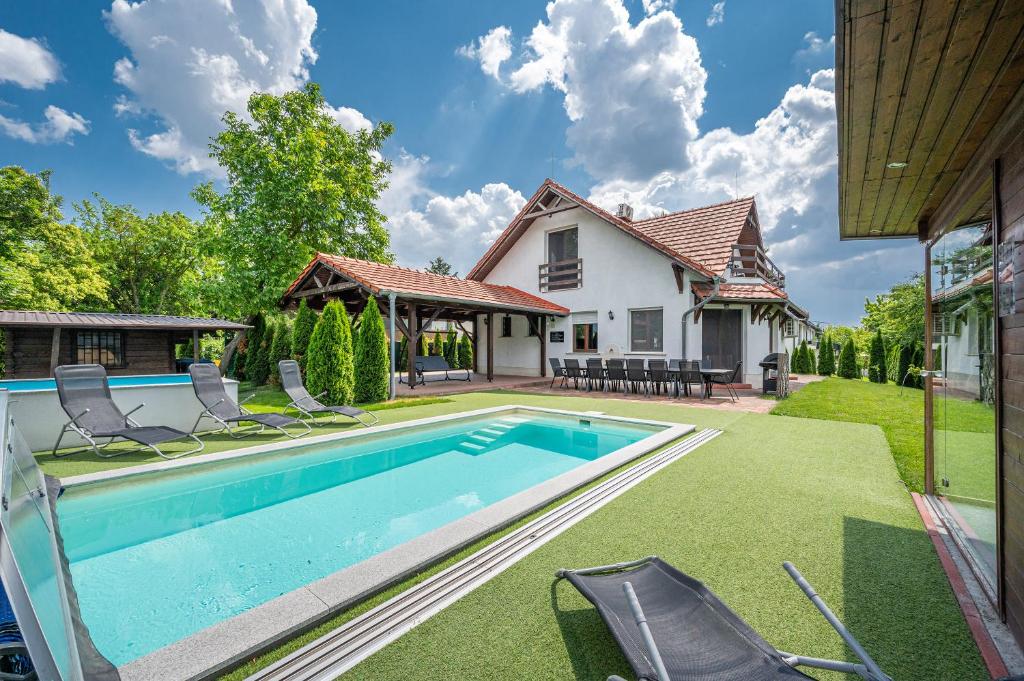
left=681, top=274, right=723, bottom=359
left=388, top=292, right=397, bottom=400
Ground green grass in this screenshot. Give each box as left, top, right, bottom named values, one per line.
left=770, top=377, right=994, bottom=495
left=39, top=390, right=988, bottom=680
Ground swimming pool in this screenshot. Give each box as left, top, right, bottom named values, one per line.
left=0, top=373, right=192, bottom=392
left=56, top=407, right=681, bottom=667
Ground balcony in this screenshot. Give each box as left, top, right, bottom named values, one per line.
left=539, top=258, right=583, bottom=292
left=729, top=244, right=785, bottom=289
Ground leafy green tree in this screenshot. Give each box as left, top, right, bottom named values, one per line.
left=0, top=166, right=107, bottom=310
left=193, top=83, right=394, bottom=318
left=837, top=338, right=859, bottom=379
left=291, top=299, right=318, bottom=371
left=306, top=301, right=355, bottom=404
left=244, top=313, right=268, bottom=385
left=75, top=195, right=217, bottom=315
left=426, top=256, right=456, bottom=277
left=817, top=331, right=836, bottom=375
left=354, top=302, right=389, bottom=403
left=867, top=330, right=887, bottom=383
left=458, top=334, right=473, bottom=371
left=269, top=319, right=293, bottom=385
left=861, top=274, right=925, bottom=348
left=443, top=329, right=458, bottom=368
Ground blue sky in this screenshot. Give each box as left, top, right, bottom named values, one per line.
left=0, top=0, right=920, bottom=325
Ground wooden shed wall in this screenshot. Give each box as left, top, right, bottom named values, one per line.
left=1, top=328, right=178, bottom=379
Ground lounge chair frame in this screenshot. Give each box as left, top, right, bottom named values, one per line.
left=188, top=365, right=311, bottom=439
left=278, top=360, right=378, bottom=427
left=556, top=556, right=892, bottom=681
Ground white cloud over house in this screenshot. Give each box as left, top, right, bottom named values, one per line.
left=0, top=28, right=61, bottom=89
left=456, top=26, right=512, bottom=80
left=0, top=105, right=90, bottom=144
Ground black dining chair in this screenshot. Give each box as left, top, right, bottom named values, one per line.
left=564, top=358, right=585, bottom=390
left=585, top=358, right=605, bottom=392
left=678, top=359, right=702, bottom=397
left=549, top=357, right=568, bottom=388
left=625, top=358, right=649, bottom=396
left=648, top=359, right=671, bottom=396
left=605, top=359, right=627, bottom=394
left=706, top=361, right=743, bottom=402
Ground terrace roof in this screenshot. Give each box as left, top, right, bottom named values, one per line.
left=0, top=310, right=247, bottom=331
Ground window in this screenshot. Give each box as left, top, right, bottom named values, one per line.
left=543, top=227, right=581, bottom=291
left=76, top=330, right=125, bottom=368
left=782, top=318, right=795, bottom=337
left=548, top=227, right=578, bottom=263
left=501, top=315, right=513, bottom=337
left=932, top=314, right=957, bottom=337
left=573, top=323, right=598, bottom=352
left=629, top=308, right=663, bottom=352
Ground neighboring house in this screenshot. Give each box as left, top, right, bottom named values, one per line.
left=467, top=179, right=816, bottom=387
left=931, top=268, right=995, bottom=401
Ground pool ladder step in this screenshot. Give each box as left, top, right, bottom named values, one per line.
left=457, top=441, right=487, bottom=454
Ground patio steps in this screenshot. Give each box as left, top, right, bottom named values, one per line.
left=246, top=427, right=722, bottom=681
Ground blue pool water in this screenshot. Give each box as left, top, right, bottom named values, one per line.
left=0, top=374, right=192, bottom=391
left=57, top=410, right=662, bottom=665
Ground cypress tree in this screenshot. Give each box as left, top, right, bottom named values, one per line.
left=247, top=312, right=271, bottom=385
left=354, top=302, right=389, bottom=403
left=867, top=330, right=887, bottom=383
left=808, top=347, right=816, bottom=372
left=291, top=299, right=318, bottom=372
left=837, top=337, right=859, bottom=379
left=443, top=329, right=458, bottom=368
left=896, top=344, right=913, bottom=387
left=417, top=332, right=429, bottom=357
left=268, top=319, right=293, bottom=385
left=790, top=348, right=797, bottom=374
left=796, top=340, right=811, bottom=373
left=305, top=301, right=355, bottom=404
left=458, top=334, right=473, bottom=371
left=817, top=331, right=835, bottom=375
left=911, top=342, right=925, bottom=389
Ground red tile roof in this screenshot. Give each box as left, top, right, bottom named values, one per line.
left=633, top=196, right=758, bottom=275
left=286, top=254, right=570, bottom=315
left=0, top=310, right=247, bottom=330
left=691, top=282, right=789, bottom=302
left=467, top=179, right=721, bottom=280
left=931, top=268, right=994, bottom=303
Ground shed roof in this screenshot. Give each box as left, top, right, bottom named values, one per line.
left=0, top=310, right=248, bottom=331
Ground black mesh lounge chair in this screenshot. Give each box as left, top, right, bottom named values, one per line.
left=549, top=358, right=568, bottom=388
left=586, top=358, right=605, bottom=392
left=189, top=364, right=311, bottom=438
left=606, top=359, right=627, bottom=394
left=707, top=361, right=743, bottom=402
left=626, top=358, right=649, bottom=396
left=278, top=360, right=378, bottom=427
left=563, top=358, right=585, bottom=389
left=556, top=557, right=892, bottom=681
left=51, top=364, right=203, bottom=460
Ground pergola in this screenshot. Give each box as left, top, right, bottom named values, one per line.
left=281, top=254, right=569, bottom=397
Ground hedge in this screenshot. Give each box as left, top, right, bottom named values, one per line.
left=305, top=301, right=355, bottom=404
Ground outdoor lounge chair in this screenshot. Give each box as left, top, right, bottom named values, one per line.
left=278, top=360, right=378, bottom=427
left=189, top=364, right=311, bottom=438
left=549, top=357, right=568, bottom=388
left=51, top=364, right=203, bottom=460
left=556, top=556, right=892, bottom=681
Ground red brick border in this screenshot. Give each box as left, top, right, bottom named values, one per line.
left=911, top=492, right=1009, bottom=678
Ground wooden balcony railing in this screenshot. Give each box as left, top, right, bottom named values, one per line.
left=539, top=258, right=583, bottom=292
left=729, top=244, right=785, bottom=288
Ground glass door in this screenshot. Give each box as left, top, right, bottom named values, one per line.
left=930, top=225, right=997, bottom=587
left=701, top=309, right=742, bottom=369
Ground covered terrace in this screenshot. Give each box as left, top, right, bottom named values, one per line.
left=281, top=254, right=569, bottom=397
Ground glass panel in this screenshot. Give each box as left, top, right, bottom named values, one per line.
left=573, top=323, right=597, bottom=352
left=630, top=309, right=663, bottom=352
left=930, top=224, right=997, bottom=585
left=701, top=309, right=742, bottom=368
left=548, top=227, right=578, bottom=263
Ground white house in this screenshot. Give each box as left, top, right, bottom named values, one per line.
left=468, top=179, right=817, bottom=388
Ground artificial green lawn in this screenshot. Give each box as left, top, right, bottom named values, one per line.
left=36, top=390, right=988, bottom=680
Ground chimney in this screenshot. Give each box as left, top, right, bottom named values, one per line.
left=616, top=203, right=633, bottom=221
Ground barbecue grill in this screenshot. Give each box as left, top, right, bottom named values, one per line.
left=760, top=352, right=783, bottom=395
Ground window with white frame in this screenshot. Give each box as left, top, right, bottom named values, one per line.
left=783, top=318, right=795, bottom=337
left=629, top=308, right=663, bottom=352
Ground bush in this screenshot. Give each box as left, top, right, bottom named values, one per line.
left=292, top=299, right=318, bottom=372
left=268, top=319, right=292, bottom=385
left=458, top=334, right=473, bottom=371
left=417, top=332, right=429, bottom=357
left=886, top=343, right=902, bottom=383
left=867, top=330, right=887, bottom=383
left=247, top=312, right=271, bottom=385
left=896, top=344, right=913, bottom=387
left=817, top=331, right=835, bottom=375
left=443, top=329, right=458, bottom=368
left=354, top=302, right=389, bottom=403
left=808, top=347, right=816, bottom=372
left=911, top=342, right=925, bottom=389
left=837, top=337, right=859, bottom=379
left=795, top=340, right=812, bottom=373
left=305, top=301, right=355, bottom=404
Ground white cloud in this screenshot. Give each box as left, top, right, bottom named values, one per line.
left=642, top=0, right=675, bottom=16
left=326, top=105, right=372, bottom=133
left=706, top=2, right=725, bottom=27
left=0, top=29, right=60, bottom=89
left=795, top=32, right=835, bottom=61
left=105, top=0, right=369, bottom=174
left=468, top=0, right=707, bottom=182
left=0, top=105, right=89, bottom=144
left=457, top=26, right=512, bottom=80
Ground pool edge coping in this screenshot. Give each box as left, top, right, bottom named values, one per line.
left=101, top=407, right=693, bottom=681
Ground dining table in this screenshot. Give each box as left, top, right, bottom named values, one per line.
left=699, top=368, right=734, bottom=399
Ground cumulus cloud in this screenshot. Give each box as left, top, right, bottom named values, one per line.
left=706, top=2, right=725, bottom=27
left=0, top=29, right=60, bottom=89
left=468, top=0, right=706, bottom=182
left=105, top=0, right=368, bottom=174
left=642, top=0, right=675, bottom=16
left=457, top=26, right=512, bottom=80
left=795, top=32, right=835, bottom=61
left=0, top=105, right=89, bottom=144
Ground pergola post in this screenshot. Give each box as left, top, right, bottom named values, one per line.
left=48, top=328, right=60, bottom=377
left=486, top=312, right=494, bottom=382
left=407, top=303, right=418, bottom=389
left=192, top=329, right=200, bottom=364
left=472, top=318, right=480, bottom=374
left=388, top=292, right=397, bottom=400
left=539, top=315, right=547, bottom=377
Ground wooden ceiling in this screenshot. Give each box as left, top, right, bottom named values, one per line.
left=836, top=0, right=1024, bottom=240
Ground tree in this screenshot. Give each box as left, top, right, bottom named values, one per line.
left=245, top=313, right=268, bottom=385
left=426, top=256, right=457, bottom=277
left=292, top=299, right=318, bottom=372
left=795, top=340, right=812, bottom=373
left=193, top=83, right=394, bottom=318
left=443, top=329, right=458, bottom=368
left=251, top=320, right=275, bottom=386
left=0, top=166, right=107, bottom=310
left=837, top=338, right=859, bottom=379
left=354, top=302, right=389, bottom=403
left=268, top=319, right=293, bottom=385
left=861, top=274, right=925, bottom=349
left=417, top=332, right=429, bottom=357
left=305, top=301, right=355, bottom=404
left=817, top=331, right=836, bottom=375
left=867, top=330, right=887, bottom=383
left=458, top=334, right=473, bottom=371
left=75, top=195, right=217, bottom=315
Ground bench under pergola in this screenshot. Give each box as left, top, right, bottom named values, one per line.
left=281, top=254, right=569, bottom=397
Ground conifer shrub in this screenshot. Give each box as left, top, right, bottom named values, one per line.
left=837, top=337, right=859, bottom=379
left=867, top=330, right=887, bottom=383
left=817, top=331, right=835, bottom=375
left=247, top=312, right=271, bottom=385
left=305, top=301, right=355, bottom=404
left=268, top=319, right=292, bottom=385
left=354, top=302, right=389, bottom=403
left=443, top=329, right=458, bottom=368
left=291, top=299, right=318, bottom=372
left=458, top=334, right=473, bottom=370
